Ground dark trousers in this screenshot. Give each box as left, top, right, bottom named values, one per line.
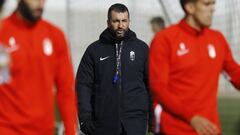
left=155, top=133, right=164, bottom=135
left=120, top=122, right=127, bottom=135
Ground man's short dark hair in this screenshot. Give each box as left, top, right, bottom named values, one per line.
left=0, top=0, right=5, bottom=9
left=180, top=0, right=197, bottom=13
left=150, top=17, right=165, bottom=28
left=108, top=3, right=129, bottom=20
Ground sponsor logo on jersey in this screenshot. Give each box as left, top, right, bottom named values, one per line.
left=177, top=42, right=189, bottom=56
left=6, top=36, right=19, bottom=53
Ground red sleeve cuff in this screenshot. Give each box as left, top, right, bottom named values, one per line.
left=181, top=108, right=195, bottom=123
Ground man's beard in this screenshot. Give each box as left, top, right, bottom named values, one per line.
left=18, top=0, right=42, bottom=23
left=110, top=28, right=128, bottom=41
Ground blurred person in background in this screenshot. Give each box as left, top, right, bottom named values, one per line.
left=0, top=0, right=4, bottom=19
left=149, top=0, right=240, bottom=135
left=149, top=16, right=165, bottom=135
left=76, top=3, right=151, bottom=135
left=0, top=0, right=10, bottom=85
left=150, top=16, right=165, bottom=35
left=0, top=0, right=77, bottom=135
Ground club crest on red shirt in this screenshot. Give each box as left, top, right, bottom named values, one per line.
left=208, top=44, right=216, bottom=59
left=43, top=38, right=53, bottom=56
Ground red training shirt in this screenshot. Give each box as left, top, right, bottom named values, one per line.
left=149, top=20, right=240, bottom=135
left=0, top=12, right=77, bottom=135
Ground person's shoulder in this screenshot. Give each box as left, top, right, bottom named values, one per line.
left=0, top=15, right=19, bottom=37
left=127, top=30, right=148, bottom=49
left=85, top=40, right=102, bottom=53
left=134, top=38, right=149, bottom=49
left=1, top=15, right=15, bottom=29
left=2, top=15, right=12, bottom=24
left=205, top=28, right=226, bottom=40
left=205, top=28, right=221, bottom=35
left=89, top=40, right=101, bottom=48
left=154, top=24, right=178, bottom=39
left=131, top=38, right=148, bottom=57
left=40, top=19, right=65, bottom=35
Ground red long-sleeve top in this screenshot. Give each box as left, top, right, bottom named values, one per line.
left=0, top=12, right=77, bottom=135
left=149, top=20, right=240, bottom=135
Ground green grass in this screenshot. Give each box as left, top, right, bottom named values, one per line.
left=55, top=97, right=240, bottom=135
left=218, top=97, right=240, bottom=135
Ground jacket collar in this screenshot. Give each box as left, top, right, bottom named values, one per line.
left=99, top=28, right=137, bottom=44
left=179, top=19, right=206, bottom=36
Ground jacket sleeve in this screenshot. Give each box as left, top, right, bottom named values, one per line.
left=143, top=45, right=153, bottom=132
left=221, top=34, right=240, bottom=89
left=149, top=33, right=195, bottom=123
left=75, top=46, right=96, bottom=134
left=53, top=29, right=77, bottom=135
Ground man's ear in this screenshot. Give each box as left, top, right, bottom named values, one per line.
left=185, top=2, right=196, bottom=15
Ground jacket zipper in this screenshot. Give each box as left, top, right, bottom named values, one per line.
left=116, top=41, right=123, bottom=132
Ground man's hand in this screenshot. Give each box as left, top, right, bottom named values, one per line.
left=80, top=120, right=97, bottom=135
left=190, top=115, right=220, bottom=135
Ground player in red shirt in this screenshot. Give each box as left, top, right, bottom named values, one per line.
left=149, top=16, right=166, bottom=135
left=149, top=0, right=240, bottom=135
left=0, top=0, right=77, bottom=135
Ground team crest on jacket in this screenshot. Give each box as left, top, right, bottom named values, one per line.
left=43, top=38, right=53, bottom=56
left=130, top=51, right=135, bottom=61
left=208, top=44, right=216, bottom=59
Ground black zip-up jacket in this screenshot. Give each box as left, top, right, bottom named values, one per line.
left=76, top=28, right=150, bottom=135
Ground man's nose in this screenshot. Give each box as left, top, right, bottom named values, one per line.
left=118, top=21, right=123, bottom=28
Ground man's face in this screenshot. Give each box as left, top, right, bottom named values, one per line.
left=191, top=0, right=215, bottom=27
left=108, top=10, right=130, bottom=38
left=151, top=23, right=163, bottom=34
left=18, top=0, right=45, bottom=22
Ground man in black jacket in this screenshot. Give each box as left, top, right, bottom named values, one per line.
left=76, top=3, right=150, bottom=135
